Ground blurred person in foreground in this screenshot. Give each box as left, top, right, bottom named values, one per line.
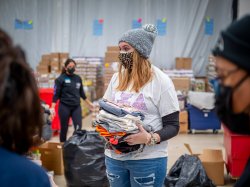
left=211, top=15, right=250, bottom=187
left=0, top=29, right=50, bottom=187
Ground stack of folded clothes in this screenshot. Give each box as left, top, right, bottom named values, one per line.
left=95, top=99, right=145, bottom=154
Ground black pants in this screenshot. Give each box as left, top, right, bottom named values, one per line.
left=58, top=102, right=82, bottom=142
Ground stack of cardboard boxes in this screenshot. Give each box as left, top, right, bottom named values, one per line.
left=165, top=58, right=210, bottom=134
left=59, top=53, right=70, bottom=70
left=73, top=57, right=104, bottom=101
left=36, top=54, right=51, bottom=74
left=49, top=53, right=60, bottom=73
left=73, top=57, right=104, bottom=117
left=36, top=52, right=69, bottom=74
left=175, top=57, right=192, bottom=70
left=36, top=52, right=70, bottom=88
left=103, top=46, right=120, bottom=91
left=172, top=57, right=192, bottom=92
left=172, top=58, right=193, bottom=134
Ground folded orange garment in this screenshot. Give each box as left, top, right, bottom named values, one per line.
left=95, top=125, right=130, bottom=154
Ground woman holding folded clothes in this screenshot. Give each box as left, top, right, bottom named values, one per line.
left=103, top=24, right=180, bottom=187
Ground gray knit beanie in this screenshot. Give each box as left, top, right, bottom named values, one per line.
left=119, top=24, right=158, bottom=59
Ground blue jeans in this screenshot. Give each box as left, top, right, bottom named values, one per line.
left=105, top=156, right=167, bottom=187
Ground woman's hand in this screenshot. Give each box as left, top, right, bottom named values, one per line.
left=84, top=99, right=94, bottom=112
left=50, top=107, right=56, bottom=120
left=124, top=124, right=151, bottom=145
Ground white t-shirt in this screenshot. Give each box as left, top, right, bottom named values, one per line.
left=103, top=65, right=179, bottom=160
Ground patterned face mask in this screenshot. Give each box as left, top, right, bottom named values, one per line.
left=118, top=52, right=134, bottom=69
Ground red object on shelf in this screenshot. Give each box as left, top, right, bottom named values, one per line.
left=223, top=124, right=250, bottom=178
left=39, top=88, right=60, bottom=131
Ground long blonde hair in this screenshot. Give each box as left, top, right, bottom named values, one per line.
left=117, top=50, right=153, bottom=92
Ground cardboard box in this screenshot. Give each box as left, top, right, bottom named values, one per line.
left=50, top=53, right=60, bottom=62
left=38, top=142, right=64, bottom=175
left=107, top=46, right=119, bottom=52
left=179, top=110, right=188, bottom=133
left=176, top=58, right=192, bottom=70
left=36, top=65, right=49, bottom=73
left=184, top=144, right=224, bottom=186
left=41, top=54, right=51, bottom=61
left=40, top=60, right=50, bottom=66
left=171, top=77, right=190, bottom=91
left=59, top=52, right=69, bottom=67
left=59, top=52, right=69, bottom=59
left=104, top=52, right=119, bottom=62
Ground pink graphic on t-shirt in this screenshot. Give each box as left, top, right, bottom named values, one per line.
left=111, top=92, right=116, bottom=102
left=132, top=94, right=148, bottom=111
left=117, top=92, right=133, bottom=106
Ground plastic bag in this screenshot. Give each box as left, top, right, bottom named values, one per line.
left=165, top=154, right=215, bottom=187
left=63, top=130, right=109, bottom=187
left=42, top=110, right=52, bottom=141
left=41, top=100, right=52, bottom=141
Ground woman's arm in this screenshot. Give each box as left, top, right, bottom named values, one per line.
left=154, top=111, right=180, bottom=142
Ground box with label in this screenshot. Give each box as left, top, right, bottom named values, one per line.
left=38, top=142, right=64, bottom=175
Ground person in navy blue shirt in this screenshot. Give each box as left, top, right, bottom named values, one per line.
left=51, top=59, right=94, bottom=142
left=0, top=29, right=50, bottom=187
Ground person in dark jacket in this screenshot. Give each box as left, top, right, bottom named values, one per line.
left=0, top=28, right=50, bottom=187
left=211, top=15, right=250, bottom=187
left=51, top=58, right=93, bottom=142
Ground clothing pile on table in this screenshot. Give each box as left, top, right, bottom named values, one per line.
left=94, top=99, right=145, bottom=154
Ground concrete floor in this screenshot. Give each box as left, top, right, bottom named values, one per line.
left=50, top=114, right=236, bottom=187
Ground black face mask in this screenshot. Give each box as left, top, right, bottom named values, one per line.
left=211, top=75, right=250, bottom=134
left=67, top=67, right=75, bottom=75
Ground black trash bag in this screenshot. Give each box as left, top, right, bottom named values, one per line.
left=42, top=121, right=52, bottom=141
left=41, top=101, right=52, bottom=141
left=63, top=130, right=109, bottom=187
left=164, top=154, right=215, bottom=187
